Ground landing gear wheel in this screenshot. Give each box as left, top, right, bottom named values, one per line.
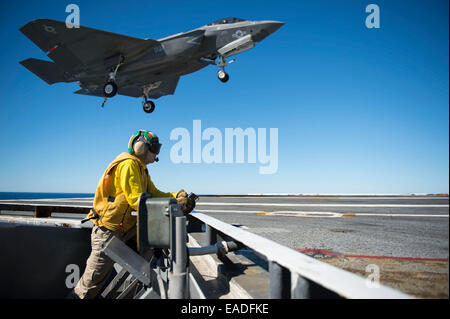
left=217, top=70, right=229, bottom=83
left=103, top=81, right=118, bottom=98
left=143, top=100, right=155, bottom=114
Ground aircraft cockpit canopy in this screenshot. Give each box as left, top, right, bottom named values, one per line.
left=208, top=17, right=246, bottom=26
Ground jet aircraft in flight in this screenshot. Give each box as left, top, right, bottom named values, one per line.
left=20, top=17, right=284, bottom=113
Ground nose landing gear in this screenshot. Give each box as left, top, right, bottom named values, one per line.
left=201, top=55, right=234, bottom=83
left=216, top=55, right=233, bottom=83
left=217, top=69, right=229, bottom=83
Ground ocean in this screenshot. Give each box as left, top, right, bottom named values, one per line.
left=0, top=192, right=94, bottom=200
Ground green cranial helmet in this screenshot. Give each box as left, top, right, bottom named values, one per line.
left=127, top=130, right=162, bottom=155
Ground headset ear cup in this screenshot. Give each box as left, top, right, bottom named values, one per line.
left=133, top=141, right=148, bottom=157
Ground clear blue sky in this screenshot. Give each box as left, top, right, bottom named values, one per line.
left=0, top=0, right=448, bottom=194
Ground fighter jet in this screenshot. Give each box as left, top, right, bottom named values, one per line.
left=19, top=17, right=284, bottom=113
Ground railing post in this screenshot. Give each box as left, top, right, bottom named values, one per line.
left=269, top=261, right=291, bottom=299
left=34, top=206, right=52, bottom=218
left=291, top=273, right=311, bottom=299
left=168, top=215, right=188, bottom=299
left=291, top=272, right=341, bottom=299
left=205, top=225, right=217, bottom=246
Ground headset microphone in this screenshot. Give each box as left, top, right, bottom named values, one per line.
left=155, top=157, right=159, bottom=162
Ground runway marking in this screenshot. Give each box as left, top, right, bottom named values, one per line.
left=256, top=211, right=448, bottom=218
left=196, top=209, right=262, bottom=214
left=205, top=196, right=448, bottom=200
left=348, top=213, right=448, bottom=217
left=203, top=196, right=340, bottom=199
left=197, top=202, right=449, bottom=207
left=195, top=209, right=448, bottom=218
left=258, top=211, right=352, bottom=218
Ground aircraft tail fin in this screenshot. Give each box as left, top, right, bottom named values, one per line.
left=19, top=58, right=66, bottom=84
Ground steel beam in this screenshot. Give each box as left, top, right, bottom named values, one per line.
left=168, top=215, right=188, bottom=299
left=101, top=268, right=130, bottom=299
left=205, top=225, right=217, bottom=246
left=102, top=236, right=151, bottom=286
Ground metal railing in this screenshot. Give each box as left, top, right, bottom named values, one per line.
left=187, top=211, right=414, bottom=299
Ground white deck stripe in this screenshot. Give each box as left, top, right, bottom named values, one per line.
left=197, top=202, right=448, bottom=208
left=352, top=213, right=448, bottom=217
left=196, top=209, right=263, bottom=214
left=195, top=209, right=449, bottom=217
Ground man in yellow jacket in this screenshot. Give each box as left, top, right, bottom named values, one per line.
left=72, top=130, right=195, bottom=299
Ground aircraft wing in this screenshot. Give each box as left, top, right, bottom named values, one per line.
left=20, top=19, right=159, bottom=72
left=74, top=77, right=180, bottom=99
left=73, top=87, right=104, bottom=98
left=74, top=84, right=143, bottom=98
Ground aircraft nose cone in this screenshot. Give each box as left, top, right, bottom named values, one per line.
left=252, top=21, right=285, bottom=42
left=267, top=21, right=285, bottom=34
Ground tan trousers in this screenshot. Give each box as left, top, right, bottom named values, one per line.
left=74, top=225, right=135, bottom=299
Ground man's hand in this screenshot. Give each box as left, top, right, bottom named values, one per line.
left=176, top=195, right=195, bottom=215
left=177, top=197, right=195, bottom=215
left=176, top=190, right=198, bottom=214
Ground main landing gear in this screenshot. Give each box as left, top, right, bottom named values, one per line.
left=101, top=57, right=123, bottom=108
left=98, top=56, right=156, bottom=114
left=142, top=85, right=156, bottom=114
left=102, top=58, right=123, bottom=98
left=103, top=81, right=118, bottom=97
left=142, top=97, right=155, bottom=114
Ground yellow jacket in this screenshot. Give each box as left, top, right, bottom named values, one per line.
left=86, top=152, right=176, bottom=233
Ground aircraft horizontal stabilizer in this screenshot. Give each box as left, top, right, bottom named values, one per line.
left=19, top=58, right=66, bottom=84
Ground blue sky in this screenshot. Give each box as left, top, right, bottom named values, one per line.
left=0, top=0, right=448, bottom=194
